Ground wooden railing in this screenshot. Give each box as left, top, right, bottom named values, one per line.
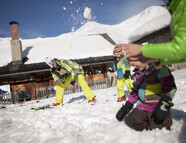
left=0, top=92, right=13, bottom=105
left=36, top=77, right=110, bottom=100
left=0, top=77, right=111, bottom=105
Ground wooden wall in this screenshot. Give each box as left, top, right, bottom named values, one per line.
left=11, top=82, right=36, bottom=100
left=10, top=79, right=57, bottom=100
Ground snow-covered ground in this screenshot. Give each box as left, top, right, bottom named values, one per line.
left=0, top=68, right=186, bottom=143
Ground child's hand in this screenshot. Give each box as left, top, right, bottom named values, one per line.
left=114, top=44, right=142, bottom=60
left=67, top=84, right=74, bottom=90
left=153, top=96, right=173, bottom=124
left=123, top=70, right=130, bottom=78
left=59, top=69, right=65, bottom=75
left=116, top=101, right=133, bottom=121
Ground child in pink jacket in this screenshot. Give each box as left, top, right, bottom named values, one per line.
left=116, top=62, right=176, bottom=131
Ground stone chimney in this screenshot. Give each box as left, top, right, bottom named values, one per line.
left=9, top=21, right=22, bottom=65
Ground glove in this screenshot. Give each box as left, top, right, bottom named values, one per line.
left=116, top=101, right=133, bottom=121
left=123, top=70, right=130, bottom=78
left=154, top=96, right=173, bottom=124
left=58, top=74, right=68, bottom=83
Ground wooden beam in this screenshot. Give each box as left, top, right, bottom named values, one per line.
left=0, top=69, right=50, bottom=78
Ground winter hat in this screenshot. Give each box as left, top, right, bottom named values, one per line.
left=45, top=57, right=54, bottom=68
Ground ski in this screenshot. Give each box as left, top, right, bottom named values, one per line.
left=31, top=104, right=53, bottom=111
left=0, top=106, right=6, bottom=109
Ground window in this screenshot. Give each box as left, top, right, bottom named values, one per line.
left=95, top=68, right=101, bottom=75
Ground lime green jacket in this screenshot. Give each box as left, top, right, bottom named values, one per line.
left=51, top=59, right=84, bottom=84
left=141, top=0, right=186, bottom=65
left=112, top=55, right=131, bottom=79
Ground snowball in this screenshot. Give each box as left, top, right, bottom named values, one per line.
left=83, top=7, right=92, bottom=20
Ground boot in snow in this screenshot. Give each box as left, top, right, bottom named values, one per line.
left=52, top=103, right=61, bottom=106
left=88, top=96, right=96, bottom=105
left=117, top=96, right=126, bottom=102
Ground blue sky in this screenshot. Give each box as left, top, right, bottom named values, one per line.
left=0, top=0, right=164, bottom=39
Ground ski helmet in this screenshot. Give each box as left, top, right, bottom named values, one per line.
left=45, top=57, right=54, bottom=68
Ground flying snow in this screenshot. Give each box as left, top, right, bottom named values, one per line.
left=83, top=7, right=92, bottom=20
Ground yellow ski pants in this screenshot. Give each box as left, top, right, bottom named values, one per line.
left=116, top=77, right=133, bottom=98
left=56, top=74, right=95, bottom=103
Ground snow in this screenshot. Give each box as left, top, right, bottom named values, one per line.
left=0, top=68, right=186, bottom=143
left=83, top=7, right=92, bottom=20
left=63, top=7, right=66, bottom=10
left=0, top=6, right=171, bottom=67
left=75, top=6, right=171, bottom=43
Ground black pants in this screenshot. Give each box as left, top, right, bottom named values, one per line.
left=124, top=108, right=172, bottom=131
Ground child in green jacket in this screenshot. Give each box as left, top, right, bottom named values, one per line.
left=45, top=57, right=96, bottom=106
left=108, top=48, right=133, bottom=102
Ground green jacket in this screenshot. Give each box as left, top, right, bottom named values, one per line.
left=50, top=59, right=84, bottom=85
left=112, top=55, right=131, bottom=79
left=141, top=0, right=186, bottom=65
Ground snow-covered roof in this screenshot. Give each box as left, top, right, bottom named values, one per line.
left=0, top=6, right=171, bottom=67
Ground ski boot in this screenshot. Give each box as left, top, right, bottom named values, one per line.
left=52, top=103, right=61, bottom=106
left=117, top=96, right=126, bottom=102
left=88, top=96, right=96, bottom=105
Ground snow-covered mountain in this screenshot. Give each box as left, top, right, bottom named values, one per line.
left=0, top=6, right=171, bottom=67
left=74, top=6, right=171, bottom=43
